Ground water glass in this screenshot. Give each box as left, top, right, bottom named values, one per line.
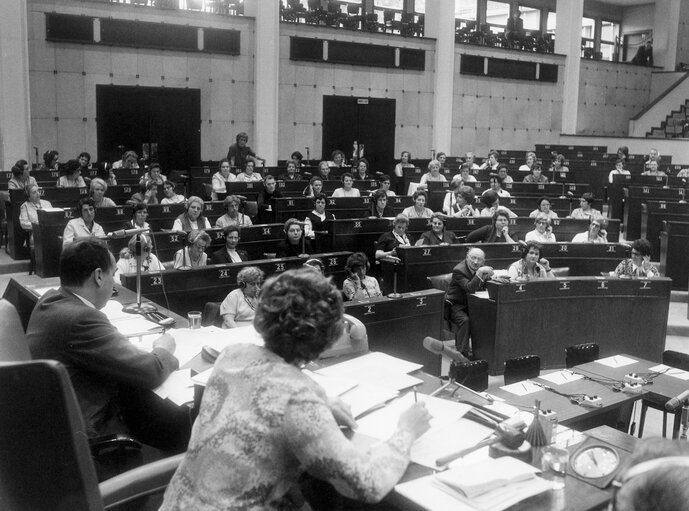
left=541, top=445, right=569, bottom=490
left=187, top=311, right=202, bottom=329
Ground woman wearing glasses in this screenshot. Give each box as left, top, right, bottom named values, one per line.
left=220, top=266, right=264, bottom=329
left=524, top=213, right=557, bottom=243
left=173, top=229, right=210, bottom=269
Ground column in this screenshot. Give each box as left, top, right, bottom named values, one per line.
left=554, top=0, right=583, bottom=134
left=246, top=0, right=279, bottom=165
left=0, top=0, right=31, bottom=170
left=653, top=0, right=681, bottom=71
left=425, top=0, right=456, bottom=155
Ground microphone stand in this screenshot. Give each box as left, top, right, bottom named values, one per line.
left=559, top=182, right=566, bottom=199
left=305, top=146, right=310, bottom=167
left=123, top=234, right=157, bottom=314
left=299, top=234, right=308, bottom=258
left=681, top=401, right=689, bottom=440
left=388, top=261, right=403, bottom=298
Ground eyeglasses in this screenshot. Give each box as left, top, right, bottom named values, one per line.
left=536, top=220, right=548, bottom=225
left=194, top=243, right=208, bottom=249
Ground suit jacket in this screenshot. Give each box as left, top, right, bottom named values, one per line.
left=211, top=247, right=250, bottom=265
left=26, top=287, right=178, bottom=437
left=445, top=260, right=487, bottom=308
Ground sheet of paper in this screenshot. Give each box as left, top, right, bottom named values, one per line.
left=473, top=290, right=490, bottom=299
left=111, top=315, right=163, bottom=338
left=191, top=367, right=213, bottom=386
left=596, top=355, right=637, bottom=368
left=500, top=380, right=542, bottom=396
left=648, top=364, right=689, bottom=381
left=303, top=370, right=359, bottom=397
left=356, top=392, right=472, bottom=442
left=539, top=370, right=584, bottom=385
left=317, top=351, right=423, bottom=377
left=412, top=418, right=493, bottom=469
left=202, top=325, right=265, bottom=351
left=340, top=383, right=399, bottom=419
left=153, top=369, right=194, bottom=406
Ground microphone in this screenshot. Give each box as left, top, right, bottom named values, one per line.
left=302, top=172, right=313, bottom=179
left=665, top=390, right=689, bottom=412
left=108, top=228, right=150, bottom=239
left=423, top=337, right=469, bottom=364
left=234, top=194, right=248, bottom=201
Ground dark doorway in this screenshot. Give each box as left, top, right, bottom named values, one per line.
left=322, top=96, right=396, bottom=174
left=96, top=85, right=201, bottom=172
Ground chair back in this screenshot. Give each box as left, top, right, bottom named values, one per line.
left=242, top=200, right=258, bottom=218
left=202, top=301, right=223, bottom=327
left=0, top=360, right=102, bottom=511
left=662, top=350, right=689, bottom=371
left=504, top=355, right=540, bottom=385
left=202, top=183, right=213, bottom=200
left=0, top=299, right=31, bottom=361
left=427, top=273, right=452, bottom=293
left=565, top=343, right=600, bottom=368
left=452, top=360, right=489, bottom=392
left=320, top=314, right=368, bottom=359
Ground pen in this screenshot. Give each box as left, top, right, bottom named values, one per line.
left=414, top=387, right=418, bottom=403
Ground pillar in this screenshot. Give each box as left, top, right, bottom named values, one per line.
left=653, top=0, right=681, bottom=71
left=555, top=0, right=583, bottom=134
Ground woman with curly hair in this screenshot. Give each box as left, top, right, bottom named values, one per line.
left=160, top=269, right=431, bottom=511
left=614, top=239, right=660, bottom=278
left=219, top=266, right=264, bottom=328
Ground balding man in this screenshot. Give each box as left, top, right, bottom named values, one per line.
left=445, top=248, right=494, bottom=357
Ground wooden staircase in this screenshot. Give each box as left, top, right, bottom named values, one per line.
left=647, top=99, right=689, bottom=138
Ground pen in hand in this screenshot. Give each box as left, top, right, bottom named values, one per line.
left=414, top=387, right=418, bottom=403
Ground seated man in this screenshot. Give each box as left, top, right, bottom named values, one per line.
left=445, top=248, right=494, bottom=358
left=26, top=240, right=189, bottom=451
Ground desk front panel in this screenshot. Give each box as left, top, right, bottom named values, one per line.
left=640, top=201, right=689, bottom=257
left=121, top=251, right=352, bottom=315
left=273, top=196, right=414, bottom=223
left=469, top=278, right=671, bottom=375
left=659, top=220, right=689, bottom=291
left=624, top=186, right=686, bottom=240
left=344, top=289, right=444, bottom=376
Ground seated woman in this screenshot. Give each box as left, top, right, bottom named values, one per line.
left=279, top=160, right=303, bottom=181
left=522, top=164, right=549, bottom=183
left=443, top=184, right=479, bottom=217
left=418, top=159, right=446, bottom=189
left=451, top=162, right=477, bottom=184
left=113, top=150, right=139, bottom=170
left=375, top=213, right=413, bottom=263
left=215, top=195, right=253, bottom=228
left=173, top=229, right=210, bottom=269
left=211, top=159, right=235, bottom=200
left=304, top=193, right=334, bottom=241
left=8, top=159, right=37, bottom=191
left=342, top=252, right=382, bottom=301
left=139, top=162, right=167, bottom=187
left=415, top=213, right=457, bottom=246
left=614, top=239, right=660, bottom=278
left=369, top=190, right=395, bottom=218
left=608, top=158, right=630, bottom=184
left=353, top=158, right=372, bottom=181
left=159, top=269, right=430, bottom=510
left=317, top=160, right=331, bottom=180
left=161, top=180, right=185, bottom=205
left=466, top=208, right=516, bottom=244
left=235, top=160, right=263, bottom=182
left=303, top=176, right=324, bottom=198
left=172, top=196, right=211, bottom=232
left=524, top=213, right=556, bottom=243
left=572, top=217, right=608, bottom=243
left=507, top=241, right=554, bottom=281
left=481, top=174, right=510, bottom=198
left=62, top=197, right=105, bottom=248
left=56, top=159, right=86, bottom=188
left=90, top=178, right=116, bottom=208
left=211, top=225, right=249, bottom=264
left=331, top=172, right=361, bottom=197
left=77, top=152, right=92, bottom=174
left=275, top=218, right=313, bottom=258
left=328, top=149, right=348, bottom=168
left=374, top=174, right=396, bottom=197
left=19, top=184, right=52, bottom=245
left=529, top=196, right=559, bottom=220
left=123, top=203, right=150, bottom=231
left=128, top=181, right=159, bottom=206
left=569, top=193, right=603, bottom=221
left=479, top=190, right=517, bottom=218
left=115, top=234, right=163, bottom=284
left=39, top=149, right=59, bottom=171
left=518, top=151, right=537, bottom=172
left=496, top=164, right=514, bottom=184
left=549, top=153, right=569, bottom=175
left=219, top=266, right=264, bottom=328
left=402, top=190, right=433, bottom=219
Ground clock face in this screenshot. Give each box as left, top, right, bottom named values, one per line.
left=571, top=446, right=620, bottom=478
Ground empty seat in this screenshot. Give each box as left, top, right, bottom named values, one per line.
left=565, top=343, right=599, bottom=368
left=504, top=355, right=540, bottom=385
left=452, top=360, right=489, bottom=392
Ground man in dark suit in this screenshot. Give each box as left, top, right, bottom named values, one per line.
left=446, top=248, right=494, bottom=357
left=211, top=225, right=250, bottom=264
left=256, top=174, right=282, bottom=224
left=26, top=239, right=189, bottom=451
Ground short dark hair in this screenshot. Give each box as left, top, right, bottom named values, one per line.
left=345, top=252, right=369, bottom=273
left=341, top=172, right=353, bottom=182
left=255, top=269, right=344, bottom=364
left=78, top=152, right=91, bottom=162
left=313, top=193, right=327, bottom=203
left=149, top=162, right=161, bottom=172
left=223, top=224, right=240, bottom=237
left=521, top=241, right=542, bottom=259
left=372, top=189, right=388, bottom=203
left=291, top=151, right=303, bottom=161
left=43, top=150, right=58, bottom=167
left=131, top=202, right=148, bottom=218
left=11, top=160, right=28, bottom=178
left=76, top=197, right=95, bottom=215
left=492, top=208, right=511, bottom=224
left=378, top=174, right=391, bottom=185
left=60, top=240, right=114, bottom=287
left=65, top=159, right=80, bottom=176
left=482, top=190, right=499, bottom=206
left=631, top=238, right=652, bottom=257
left=412, top=190, right=427, bottom=201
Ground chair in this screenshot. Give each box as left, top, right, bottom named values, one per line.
left=451, top=359, right=489, bottom=392
left=638, top=350, right=689, bottom=439
left=565, top=343, right=599, bottom=369
left=503, top=355, right=540, bottom=385
left=242, top=200, right=258, bottom=218
left=0, top=360, right=182, bottom=511
left=426, top=274, right=456, bottom=337
left=202, top=301, right=223, bottom=327
left=0, top=299, right=31, bottom=361
left=320, top=313, right=368, bottom=359
left=202, top=183, right=214, bottom=200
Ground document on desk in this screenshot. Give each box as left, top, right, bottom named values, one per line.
left=539, top=370, right=584, bottom=386
left=596, top=355, right=637, bottom=368
left=648, top=364, right=689, bottom=381
left=315, top=352, right=423, bottom=391
left=500, top=380, right=542, bottom=396
left=153, top=368, right=194, bottom=406
left=395, top=457, right=551, bottom=511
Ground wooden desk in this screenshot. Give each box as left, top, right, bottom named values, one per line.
left=344, top=290, right=444, bottom=376
left=468, top=278, right=671, bottom=375
left=623, top=186, right=686, bottom=241
left=608, top=174, right=686, bottom=222
left=120, top=251, right=352, bottom=316
left=384, top=243, right=627, bottom=293
left=640, top=201, right=689, bottom=257
left=659, top=220, right=689, bottom=291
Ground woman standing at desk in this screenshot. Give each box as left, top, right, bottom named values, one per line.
left=160, top=269, right=431, bottom=511
left=507, top=241, right=553, bottom=281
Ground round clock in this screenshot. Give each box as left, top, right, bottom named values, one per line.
left=567, top=436, right=628, bottom=489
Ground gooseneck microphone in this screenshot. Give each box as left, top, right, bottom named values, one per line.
left=423, top=337, right=469, bottom=364
left=665, top=390, right=689, bottom=412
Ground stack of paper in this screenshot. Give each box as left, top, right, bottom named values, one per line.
left=396, top=457, right=551, bottom=511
